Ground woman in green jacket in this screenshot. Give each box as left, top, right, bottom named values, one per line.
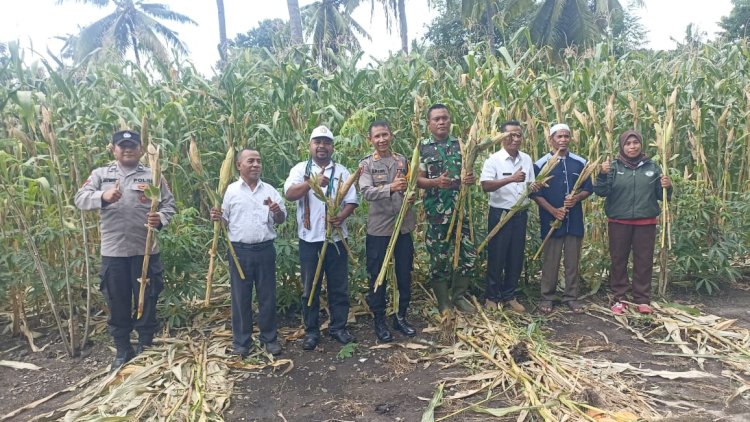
left=594, top=130, right=672, bottom=315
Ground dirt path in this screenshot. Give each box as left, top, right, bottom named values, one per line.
left=1, top=286, right=749, bottom=421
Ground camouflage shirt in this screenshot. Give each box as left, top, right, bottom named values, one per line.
left=419, top=136, right=462, bottom=225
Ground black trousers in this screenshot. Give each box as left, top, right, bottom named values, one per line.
left=484, top=208, right=527, bottom=302
left=365, top=233, right=414, bottom=316
left=299, top=239, right=349, bottom=337
left=229, top=241, right=278, bottom=352
left=99, top=254, right=164, bottom=347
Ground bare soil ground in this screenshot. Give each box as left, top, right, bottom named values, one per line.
left=1, top=285, right=749, bottom=421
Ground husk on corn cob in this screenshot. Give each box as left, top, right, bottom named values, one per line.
left=306, top=166, right=361, bottom=307
left=476, top=151, right=562, bottom=254
left=532, top=157, right=600, bottom=260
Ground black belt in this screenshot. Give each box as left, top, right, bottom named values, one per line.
left=231, top=240, right=274, bottom=251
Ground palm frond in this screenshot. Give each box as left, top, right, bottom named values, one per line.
left=140, top=2, right=197, bottom=25
left=55, top=0, right=110, bottom=7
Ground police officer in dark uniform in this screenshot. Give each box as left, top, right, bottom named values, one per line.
left=359, top=120, right=417, bottom=342
left=75, top=130, right=176, bottom=371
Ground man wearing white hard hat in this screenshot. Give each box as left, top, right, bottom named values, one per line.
left=531, top=123, right=593, bottom=314
left=284, top=125, right=359, bottom=351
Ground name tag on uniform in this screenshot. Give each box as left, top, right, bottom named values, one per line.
left=502, top=172, right=512, bottom=176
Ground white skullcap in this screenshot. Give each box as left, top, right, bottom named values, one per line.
left=549, top=123, right=570, bottom=137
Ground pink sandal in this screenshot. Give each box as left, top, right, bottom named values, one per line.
left=636, top=304, right=653, bottom=314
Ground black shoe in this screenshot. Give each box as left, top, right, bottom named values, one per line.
left=263, top=341, right=282, bottom=356
left=136, top=336, right=153, bottom=354
left=302, top=334, right=319, bottom=351
left=232, top=347, right=249, bottom=358
left=329, top=329, right=356, bottom=345
left=392, top=314, right=416, bottom=337
left=373, top=315, right=393, bottom=342
left=110, top=347, right=135, bottom=372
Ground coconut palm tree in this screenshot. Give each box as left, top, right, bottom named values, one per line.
left=302, top=0, right=370, bottom=68
left=288, top=0, right=305, bottom=45
left=529, top=0, right=643, bottom=52
left=57, top=0, right=196, bottom=67
left=459, top=0, right=535, bottom=52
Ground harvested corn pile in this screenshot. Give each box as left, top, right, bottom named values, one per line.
left=28, top=310, right=292, bottom=421
left=420, top=299, right=750, bottom=421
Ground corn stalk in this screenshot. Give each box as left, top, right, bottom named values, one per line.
left=306, top=167, right=361, bottom=307
left=374, top=141, right=419, bottom=292
left=204, top=145, right=243, bottom=306
left=137, top=138, right=161, bottom=320
left=444, top=99, right=506, bottom=268
left=653, top=88, right=676, bottom=297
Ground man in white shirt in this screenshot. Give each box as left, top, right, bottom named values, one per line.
left=480, top=120, right=534, bottom=313
left=284, top=126, right=358, bottom=351
left=210, top=149, right=286, bottom=357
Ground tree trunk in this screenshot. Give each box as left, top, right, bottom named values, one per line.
left=287, top=0, right=304, bottom=45
left=485, top=5, right=495, bottom=55
left=216, top=0, right=228, bottom=66
left=398, top=0, right=408, bottom=53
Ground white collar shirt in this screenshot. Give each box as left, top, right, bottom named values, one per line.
left=283, top=161, right=359, bottom=242
left=221, top=178, right=286, bottom=244
left=480, top=148, right=534, bottom=209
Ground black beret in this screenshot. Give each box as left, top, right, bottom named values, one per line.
left=112, top=130, right=141, bottom=145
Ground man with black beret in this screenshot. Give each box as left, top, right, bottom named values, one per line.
left=75, top=130, right=176, bottom=371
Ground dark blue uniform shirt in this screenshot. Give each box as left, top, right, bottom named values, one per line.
left=532, top=152, right=593, bottom=239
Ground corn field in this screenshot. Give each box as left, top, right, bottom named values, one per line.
left=1, top=33, right=749, bottom=357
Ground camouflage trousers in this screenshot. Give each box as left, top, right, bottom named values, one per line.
left=425, top=222, right=477, bottom=281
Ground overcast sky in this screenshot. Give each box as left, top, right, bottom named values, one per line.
left=0, top=0, right=734, bottom=75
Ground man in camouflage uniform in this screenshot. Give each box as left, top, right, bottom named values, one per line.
left=417, top=104, right=477, bottom=313
left=75, top=130, right=176, bottom=371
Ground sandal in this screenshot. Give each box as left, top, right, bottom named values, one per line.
left=539, top=301, right=554, bottom=314
left=566, top=301, right=585, bottom=314
left=636, top=303, right=653, bottom=314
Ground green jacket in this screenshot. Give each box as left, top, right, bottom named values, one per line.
left=594, top=158, right=672, bottom=220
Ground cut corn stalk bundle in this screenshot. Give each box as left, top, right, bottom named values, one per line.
left=205, top=146, right=243, bottom=306
left=136, top=140, right=162, bottom=320
left=445, top=99, right=507, bottom=268
left=533, top=157, right=601, bottom=260
left=421, top=300, right=662, bottom=421
left=476, top=151, right=562, bottom=254
left=306, top=166, right=362, bottom=306
left=26, top=309, right=291, bottom=421
left=589, top=303, right=750, bottom=374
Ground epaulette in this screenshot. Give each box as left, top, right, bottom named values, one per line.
left=359, top=154, right=373, bottom=163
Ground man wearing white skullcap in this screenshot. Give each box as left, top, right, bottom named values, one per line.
left=531, top=123, right=593, bottom=314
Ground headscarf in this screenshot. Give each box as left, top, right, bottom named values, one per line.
left=617, top=130, right=647, bottom=170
